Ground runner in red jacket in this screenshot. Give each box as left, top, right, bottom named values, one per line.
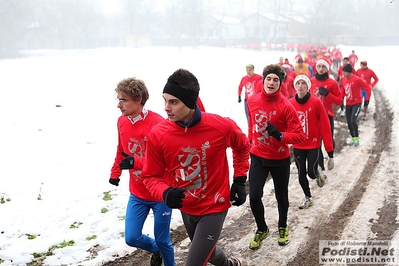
left=282, top=65, right=296, bottom=98
left=289, top=75, right=334, bottom=209
left=348, top=50, right=358, bottom=69
left=109, top=77, right=174, bottom=266
left=332, top=46, right=343, bottom=71
left=142, top=69, right=248, bottom=266
left=310, top=59, right=342, bottom=178
left=336, top=57, right=351, bottom=117
left=238, top=64, right=263, bottom=122
left=341, top=64, right=371, bottom=147
left=355, top=60, right=379, bottom=119
left=247, top=64, right=305, bottom=248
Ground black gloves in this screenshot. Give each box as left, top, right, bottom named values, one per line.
left=163, top=187, right=186, bottom=208
left=319, top=87, right=329, bottom=96
left=327, top=151, right=334, bottom=158
left=119, top=152, right=134, bottom=170
left=238, top=96, right=242, bottom=103
left=266, top=122, right=282, bottom=141
left=109, top=178, right=120, bottom=186
left=112, top=151, right=133, bottom=186
left=230, top=176, right=247, bottom=206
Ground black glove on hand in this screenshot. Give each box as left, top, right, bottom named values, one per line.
left=319, top=87, right=329, bottom=96
left=109, top=178, right=120, bottom=186
left=119, top=152, right=134, bottom=170
left=327, top=151, right=334, bottom=158
left=266, top=122, right=282, bottom=141
left=163, top=187, right=186, bottom=208
left=230, top=176, right=247, bottom=206
left=238, top=96, right=242, bottom=103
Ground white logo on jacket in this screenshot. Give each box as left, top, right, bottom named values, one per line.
left=128, top=137, right=146, bottom=181
left=174, top=142, right=210, bottom=198
left=253, top=109, right=276, bottom=146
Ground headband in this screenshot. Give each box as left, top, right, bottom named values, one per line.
left=163, top=82, right=199, bottom=109
left=263, top=70, right=284, bottom=87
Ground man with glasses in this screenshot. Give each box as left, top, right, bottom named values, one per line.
left=109, top=77, right=175, bottom=266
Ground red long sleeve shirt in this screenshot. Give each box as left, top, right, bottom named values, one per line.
left=110, top=109, right=164, bottom=201
left=289, top=94, right=333, bottom=152
left=142, top=112, right=250, bottom=216
left=310, top=77, right=342, bottom=117
left=341, top=75, right=371, bottom=106
left=247, top=88, right=305, bottom=160
left=238, top=74, right=263, bottom=100
left=356, top=68, right=379, bottom=88
left=283, top=75, right=296, bottom=98
left=349, top=54, right=358, bottom=67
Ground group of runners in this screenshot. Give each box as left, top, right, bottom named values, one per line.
left=236, top=47, right=379, bottom=254
left=105, top=46, right=378, bottom=266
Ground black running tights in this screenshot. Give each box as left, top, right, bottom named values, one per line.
left=249, top=155, right=290, bottom=230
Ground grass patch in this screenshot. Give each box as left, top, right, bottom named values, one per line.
left=0, top=196, right=11, bottom=204
left=70, top=221, right=82, bottom=229
left=26, top=233, right=38, bottom=240
left=101, top=207, right=108, bottom=213
left=102, top=191, right=113, bottom=201
left=28, top=240, right=75, bottom=265
left=86, top=235, right=97, bottom=241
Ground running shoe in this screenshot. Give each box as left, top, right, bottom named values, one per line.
left=316, top=166, right=325, bottom=187
left=299, top=197, right=313, bottom=209
left=327, top=157, right=334, bottom=170
left=249, top=228, right=269, bottom=250
left=278, top=227, right=289, bottom=246
left=322, top=170, right=328, bottom=180
left=354, top=137, right=360, bottom=146
left=348, top=137, right=356, bottom=146
left=150, top=251, right=162, bottom=266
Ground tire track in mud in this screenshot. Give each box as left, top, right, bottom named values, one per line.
left=286, top=87, right=396, bottom=266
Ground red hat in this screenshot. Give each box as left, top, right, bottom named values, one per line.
left=360, top=60, right=367, bottom=66
left=282, top=63, right=291, bottom=69
left=316, top=58, right=330, bottom=69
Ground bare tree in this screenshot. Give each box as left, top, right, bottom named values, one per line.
left=162, top=0, right=205, bottom=46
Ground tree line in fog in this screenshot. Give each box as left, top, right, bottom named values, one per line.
left=0, top=0, right=398, bottom=56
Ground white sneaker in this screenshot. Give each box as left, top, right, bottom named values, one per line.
left=316, top=166, right=326, bottom=187
left=322, top=170, right=328, bottom=180
left=299, top=197, right=313, bottom=209
left=327, top=157, right=334, bottom=170
left=340, top=110, right=345, bottom=117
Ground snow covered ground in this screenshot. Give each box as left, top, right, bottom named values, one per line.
left=0, top=45, right=398, bottom=265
